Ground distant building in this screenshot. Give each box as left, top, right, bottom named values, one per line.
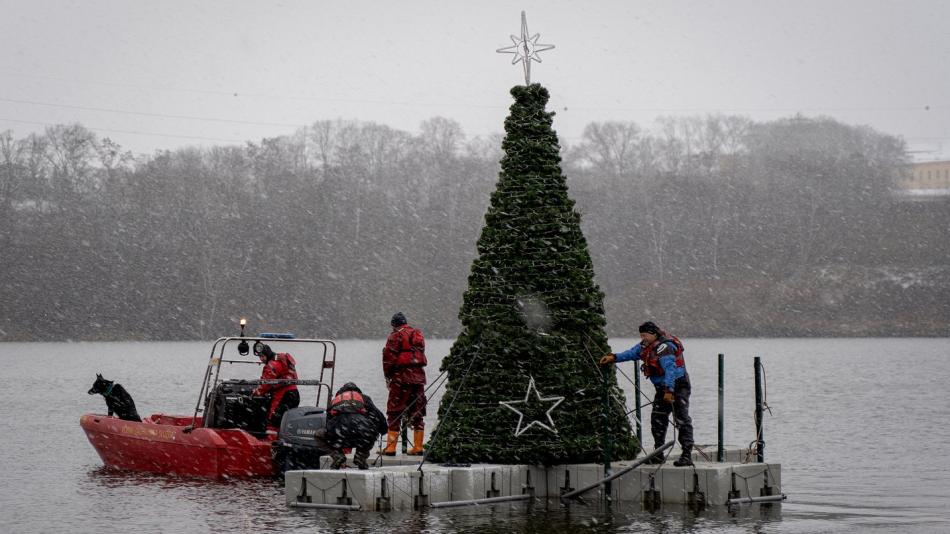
left=896, top=160, right=950, bottom=200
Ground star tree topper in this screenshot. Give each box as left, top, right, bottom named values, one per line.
left=496, top=11, right=555, bottom=85
left=499, top=376, right=565, bottom=437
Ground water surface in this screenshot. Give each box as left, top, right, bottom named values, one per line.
left=2, top=338, right=948, bottom=533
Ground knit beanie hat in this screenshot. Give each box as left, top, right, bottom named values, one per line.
left=638, top=321, right=660, bottom=335
left=391, top=312, right=407, bottom=327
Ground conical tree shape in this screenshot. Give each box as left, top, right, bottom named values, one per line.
left=426, top=84, right=639, bottom=465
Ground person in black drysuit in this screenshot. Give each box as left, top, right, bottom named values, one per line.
left=312, top=382, right=387, bottom=469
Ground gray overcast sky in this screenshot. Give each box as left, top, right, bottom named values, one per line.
left=1, top=0, right=948, bottom=158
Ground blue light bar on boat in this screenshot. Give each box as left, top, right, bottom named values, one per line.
left=258, top=332, right=296, bottom=339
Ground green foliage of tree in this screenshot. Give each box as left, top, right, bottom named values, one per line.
left=425, top=85, right=639, bottom=465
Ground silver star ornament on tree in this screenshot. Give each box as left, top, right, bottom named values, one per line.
left=499, top=376, right=565, bottom=437
left=496, top=11, right=555, bottom=85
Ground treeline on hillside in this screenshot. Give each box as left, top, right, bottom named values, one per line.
left=1, top=114, right=947, bottom=341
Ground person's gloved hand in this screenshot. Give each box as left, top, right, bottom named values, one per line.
left=663, top=390, right=675, bottom=404
left=599, top=353, right=616, bottom=366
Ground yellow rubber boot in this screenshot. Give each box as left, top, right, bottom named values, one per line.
left=407, top=430, right=425, bottom=456
left=380, top=430, right=398, bottom=456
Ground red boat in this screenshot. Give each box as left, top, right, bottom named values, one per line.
left=80, top=329, right=337, bottom=478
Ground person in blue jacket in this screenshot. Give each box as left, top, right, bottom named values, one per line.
left=600, top=321, right=694, bottom=466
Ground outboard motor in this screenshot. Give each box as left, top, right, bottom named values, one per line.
left=272, top=406, right=327, bottom=476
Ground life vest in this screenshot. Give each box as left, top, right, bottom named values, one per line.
left=276, top=353, right=298, bottom=380
left=640, top=335, right=685, bottom=378
left=394, top=326, right=427, bottom=367
left=256, top=352, right=299, bottom=397
left=329, top=390, right=367, bottom=417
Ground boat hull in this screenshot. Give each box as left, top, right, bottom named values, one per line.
left=80, top=413, right=276, bottom=478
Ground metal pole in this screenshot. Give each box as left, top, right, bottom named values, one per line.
left=718, top=353, right=724, bottom=462
left=560, top=440, right=675, bottom=501
left=727, top=494, right=786, bottom=505
left=754, top=356, right=764, bottom=463
left=602, top=372, right=613, bottom=498
left=634, top=367, right=643, bottom=447
left=430, top=494, right=532, bottom=508
left=289, top=502, right=361, bottom=511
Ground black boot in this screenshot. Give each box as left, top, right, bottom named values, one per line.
left=353, top=450, right=370, bottom=470
left=329, top=450, right=347, bottom=470
left=673, top=447, right=693, bottom=467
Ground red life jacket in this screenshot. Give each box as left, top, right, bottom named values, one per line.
left=276, top=353, right=298, bottom=380
left=256, top=352, right=298, bottom=396
left=394, top=326, right=427, bottom=367
left=329, top=390, right=367, bottom=417
left=640, top=335, right=685, bottom=378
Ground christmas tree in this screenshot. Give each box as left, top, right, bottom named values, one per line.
left=426, top=83, right=639, bottom=465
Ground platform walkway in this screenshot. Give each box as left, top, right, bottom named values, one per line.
left=284, top=446, right=782, bottom=512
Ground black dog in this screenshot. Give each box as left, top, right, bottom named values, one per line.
left=88, top=374, right=142, bottom=422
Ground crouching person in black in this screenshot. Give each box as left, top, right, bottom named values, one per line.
left=313, top=382, right=387, bottom=469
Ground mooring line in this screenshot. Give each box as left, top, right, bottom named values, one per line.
left=415, top=347, right=482, bottom=471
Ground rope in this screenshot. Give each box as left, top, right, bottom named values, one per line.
left=388, top=369, right=449, bottom=423
left=384, top=473, right=419, bottom=500
left=389, top=369, right=449, bottom=425
left=304, top=476, right=344, bottom=492
left=416, top=348, right=483, bottom=471
left=692, top=444, right=713, bottom=462
left=614, top=362, right=662, bottom=406
left=578, top=335, right=656, bottom=449
left=624, top=399, right=659, bottom=417
left=301, top=475, right=346, bottom=505
left=299, top=471, right=372, bottom=509
left=424, top=370, right=449, bottom=394
left=730, top=465, right=776, bottom=505
left=371, top=368, right=450, bottom=465
left=579, top=334, right=641, bottom=420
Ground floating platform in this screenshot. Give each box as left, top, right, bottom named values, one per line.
left=283, top=447, right=782, bottom=512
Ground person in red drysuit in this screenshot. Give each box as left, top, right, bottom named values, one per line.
left=252, top=342, right=300, bottom=432
left=380, top=312, right=427, bottom=455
